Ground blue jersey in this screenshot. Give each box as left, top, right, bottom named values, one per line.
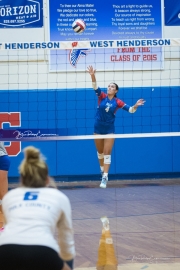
left=95, top=87, right=130, bottom=124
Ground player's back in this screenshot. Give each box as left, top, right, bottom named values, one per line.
left=0, top=187, right=71, bottom=253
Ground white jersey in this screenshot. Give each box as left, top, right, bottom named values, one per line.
left=0, top=187, right=75, bottom=261
left=0, top=142, right=7, bottom=156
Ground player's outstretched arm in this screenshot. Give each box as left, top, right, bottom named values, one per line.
left=87, top=65, right=96, bottom=81
left=133, top=99, right=146, bottom=110
left=128, top=99, right=146, bottom=113
left=87, top=65, right=98, bottom=90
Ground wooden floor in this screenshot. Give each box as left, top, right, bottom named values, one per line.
left=60, top=179, right=180, bottom=269
left=76, top=264, right=180, bottom=270
left=4, top=179, right=180, bottom=269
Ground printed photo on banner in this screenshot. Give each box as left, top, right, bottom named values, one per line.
left=0, top=0, right=43, bottom=28
left=48, top=0, right=163, bottom=71
left=164, top=0, right=180, bottom=26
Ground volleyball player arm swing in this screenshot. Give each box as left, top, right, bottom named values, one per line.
left=87, top=66, right=145, bottom=110
left=128, top=99, right=145, bottom=113
left=87, top=66, right=98, bottom=91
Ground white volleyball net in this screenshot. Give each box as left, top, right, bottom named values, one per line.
left=0, top=38, right=180, bottom=141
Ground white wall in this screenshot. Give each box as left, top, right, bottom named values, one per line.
left=0, top=0, right=180, bottom=90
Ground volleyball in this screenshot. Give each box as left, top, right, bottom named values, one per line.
left=72, top=19, right=86, bottom=33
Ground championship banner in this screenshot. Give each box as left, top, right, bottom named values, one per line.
left=0, top=0, right=43, bottom=28
left=164, top=0, right=180, bottom=26
left=48, top=0, right=163, bottom=71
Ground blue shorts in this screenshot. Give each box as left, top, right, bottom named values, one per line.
left=94, top=121, right=115, bottom=135
left=0, top=155, right=11, bottom=171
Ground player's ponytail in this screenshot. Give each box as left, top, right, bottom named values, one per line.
left=19, top=146, right=48, bottom=188
left=112, top=82, right=119, bottom=97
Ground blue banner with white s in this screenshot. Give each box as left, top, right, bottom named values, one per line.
left=0, top=0, right=43, bottom=28
left=164, top=0, right=180, bottom=26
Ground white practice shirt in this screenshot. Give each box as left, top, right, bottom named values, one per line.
left=0, top=187, right=75, bottom=261
left=0, top=142, right=7, bottom=156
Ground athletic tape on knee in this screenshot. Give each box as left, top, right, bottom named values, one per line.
left=104, top=155, right=111, bottom=164
left=0, top=200, right=2, bottom=205
left=97, top=152, right=104, bottom=159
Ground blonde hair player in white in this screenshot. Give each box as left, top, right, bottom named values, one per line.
left=0, top=146, right=75, bottom=270
left=0, top=142, right=10, bottom=232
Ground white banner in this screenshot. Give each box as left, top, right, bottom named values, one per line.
left=1, top=38, right=180, bottom=50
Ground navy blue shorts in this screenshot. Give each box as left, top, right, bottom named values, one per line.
left=0, top=155, right=10, bottom=171
left=0, top=245, right=64, bottom=270
left=94, top=121, right=115, bottom=135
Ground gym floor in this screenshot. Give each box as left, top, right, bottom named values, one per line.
left=6, top=178, right=180, bottom=270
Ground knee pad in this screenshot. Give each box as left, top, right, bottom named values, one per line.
left=104, top=155, right=111, bottom=164
left=97, top=152, right=104, bottom=159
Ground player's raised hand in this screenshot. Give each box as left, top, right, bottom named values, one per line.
left=87, top=65, right=96, bottom=76
left=135, top=99, right=146, bottom=106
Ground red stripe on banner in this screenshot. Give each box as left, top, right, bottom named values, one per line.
left=0, top=112, right=21, bottom=156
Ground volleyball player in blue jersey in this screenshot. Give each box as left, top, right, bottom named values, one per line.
left=87, top=66, right=145, bottom=188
